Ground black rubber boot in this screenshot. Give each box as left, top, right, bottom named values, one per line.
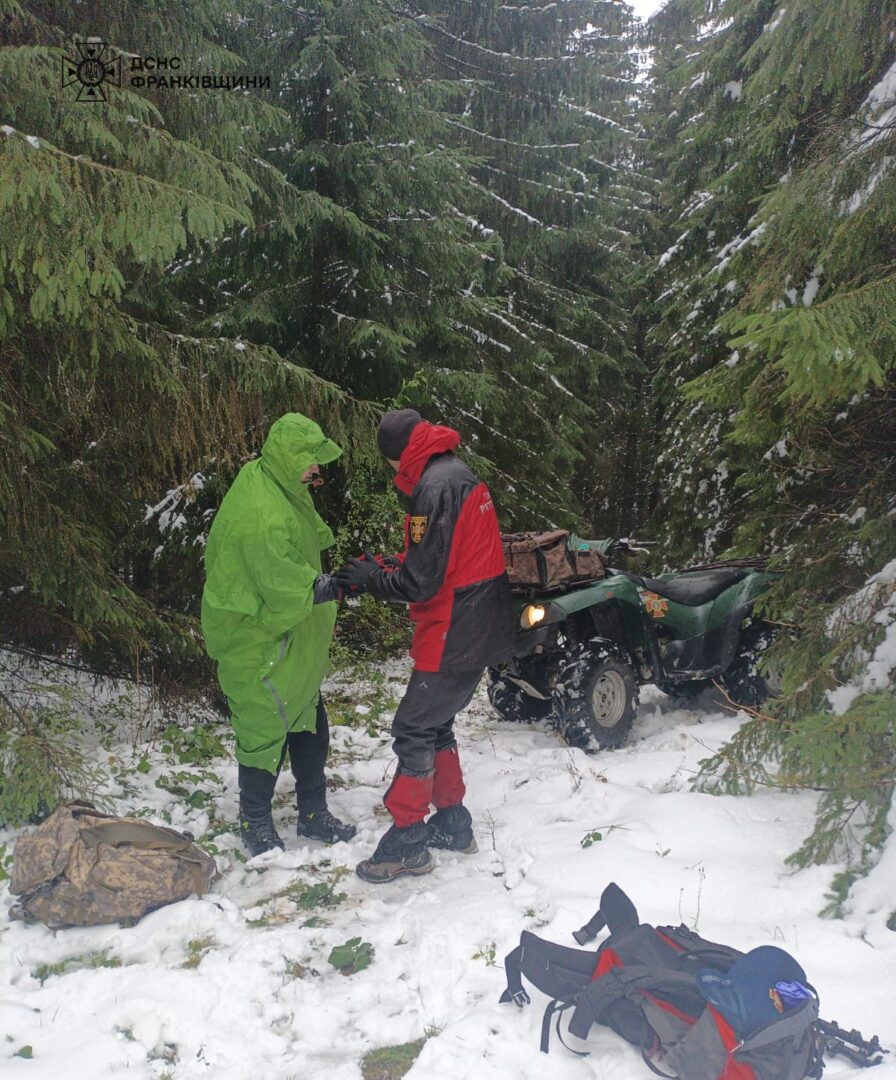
left=426, top=804, right=477, bottom=854
left=238, top=764, right=285, bottom=857
left=297, top=808, right=357, bottom=844
left=356, top=822, right=433, bottom=883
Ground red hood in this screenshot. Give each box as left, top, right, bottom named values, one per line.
left=394, top=422, right=461, bottom=494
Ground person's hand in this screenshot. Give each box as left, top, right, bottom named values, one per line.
left=312, top=573, right=343, bottom=604
left=357, top=549, right=401, bottom=570
left=333, top=556, right=380, bottom=594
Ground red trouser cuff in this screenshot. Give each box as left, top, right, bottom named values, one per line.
left=432, top=746, right=466, bottom=809
left=384, top=771, right=434, bottom=827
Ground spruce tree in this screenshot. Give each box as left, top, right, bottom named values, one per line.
left=0, top=0, right=371, bottom=666
left=641, top=0, right=896, bottom=899
left=411, top=0, right=650, bottom=528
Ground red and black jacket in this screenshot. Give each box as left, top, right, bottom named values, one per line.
left=368, top=422, right=515, bottom=673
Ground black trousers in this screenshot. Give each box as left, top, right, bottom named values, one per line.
left=239, top=697, right=330, bottom=816
left=391, top=668, right=483, bottom=775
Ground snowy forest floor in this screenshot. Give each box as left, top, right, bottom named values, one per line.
left=1, top=653, right=895, bottom=1080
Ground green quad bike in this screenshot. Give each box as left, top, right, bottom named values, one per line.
left=487, top=539, right=783, bottom=751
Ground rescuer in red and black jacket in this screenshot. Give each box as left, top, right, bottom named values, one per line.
left=334, top=409, right=514, bottom=884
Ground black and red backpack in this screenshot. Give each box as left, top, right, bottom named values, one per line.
left=499, top=882, right=826, bottom=1080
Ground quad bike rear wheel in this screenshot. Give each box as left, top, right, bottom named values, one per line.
left=721, top=621, right=783, bottom=708
left=657, top=678, right=716, bottom=705
left=486, top=669, right=553, bottom=723
left=552, top=638, right=639, bottom=751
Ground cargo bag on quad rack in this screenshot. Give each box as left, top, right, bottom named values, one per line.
left=499, top=882, right=886, bottom=1078
left=501, top=530, right=605, bottom=590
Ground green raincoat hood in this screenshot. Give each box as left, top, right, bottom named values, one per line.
left=260, top=413, right=342, bottom=499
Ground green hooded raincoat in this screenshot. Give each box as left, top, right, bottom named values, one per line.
left=201, top=413, right=342, bottom=773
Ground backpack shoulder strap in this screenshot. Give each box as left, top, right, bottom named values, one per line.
left=78, top=821, right=194, bottom=852
left=574, top=881, right=639, bottom=944
left=568, top=965, right=701, bottom=1041
left=499, top=930, right=597, bottom=1008
left=567, top=965, right=642, bottom=1040
left=499, top=944, right=531, bottom=1008
left=541, top=1000, right=590, bottom=1057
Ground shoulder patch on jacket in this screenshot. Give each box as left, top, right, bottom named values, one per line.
left=409, top=515, right=428, bottom=543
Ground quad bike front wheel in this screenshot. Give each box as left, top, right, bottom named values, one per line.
left=486, top=669, right=553, bottom=723
left=721, top=620, right=783, bottom=708
left=552, top=639, right=639, bottom=751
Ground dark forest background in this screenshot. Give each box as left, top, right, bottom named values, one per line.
left=2, top=0, right=894, bottom=897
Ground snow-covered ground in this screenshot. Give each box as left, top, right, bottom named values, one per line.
left=1, top=657, right=894, bottom=1079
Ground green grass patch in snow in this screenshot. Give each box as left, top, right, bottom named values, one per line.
left=360, top=1038, right=426, bottom=1080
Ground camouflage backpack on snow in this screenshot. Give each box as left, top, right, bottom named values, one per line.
left=9, top=801, right=218, bottom=929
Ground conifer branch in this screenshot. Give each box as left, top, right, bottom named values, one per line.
left=1, top=128, right=254, bottom=225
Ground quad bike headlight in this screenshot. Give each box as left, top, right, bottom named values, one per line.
left=520, top=604, right=547, bottom=630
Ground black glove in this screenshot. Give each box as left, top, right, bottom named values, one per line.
left=333, top=556, right=381, bottom=594
left=312, top=573, right=343, bottom=604
left=359, top=549, right=401, bottom=569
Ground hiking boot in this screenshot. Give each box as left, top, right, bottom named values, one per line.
left=239, top=808, right=285, bottom=857
left=356, top=847, right=433, bottom=883
left=297, top=808, right=357, bottom=844
left=356, top=822, right=434, bottom=884
left=237, top=764, right=283, bottom=856
left=426, top=804, right=477, bottom=854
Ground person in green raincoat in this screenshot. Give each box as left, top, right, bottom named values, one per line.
left=201, top=413, right=357, bottom=855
